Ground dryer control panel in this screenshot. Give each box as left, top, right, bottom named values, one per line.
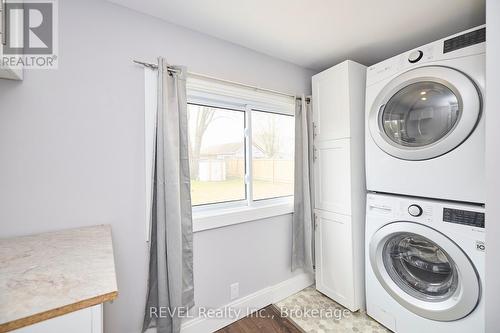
left=443, top=27, right=486, bottom=54
left=366, top=25, right=485, bottom=87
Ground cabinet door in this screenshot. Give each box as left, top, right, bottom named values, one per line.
left=314, top=210, right=356, bottom=311
left=314, top=139, right=351, bottom=215
left=312, top=62, right=349, bottom=141
left=12, top=305, right=102, bottom=333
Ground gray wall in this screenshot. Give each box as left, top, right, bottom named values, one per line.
left=0, top=1, right=314, bottom=332
left=485, top=1, right=500, bottom=331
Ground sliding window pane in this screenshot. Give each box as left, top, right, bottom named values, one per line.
left=251, top=111, right=295, bottom=201
left=188, top=104, right=246, bottom=206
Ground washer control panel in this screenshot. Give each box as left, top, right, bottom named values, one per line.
left=443, top=208, right=485, bottom=228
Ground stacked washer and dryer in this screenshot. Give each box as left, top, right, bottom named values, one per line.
left=364, top=26, right=486, bottom=332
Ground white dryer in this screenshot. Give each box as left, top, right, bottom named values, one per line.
left=365, top=26, right=485, bottom=203
left=365, top=193, right=485, bottom=333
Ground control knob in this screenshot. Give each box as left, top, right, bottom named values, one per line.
left=408, top=204, right=423, bottom=217
left=408, top=50, right=423, bottom=63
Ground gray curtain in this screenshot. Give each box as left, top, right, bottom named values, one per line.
left=292, top=96, right=314, bottom=272
left=143, top=58, right=194, bottom=333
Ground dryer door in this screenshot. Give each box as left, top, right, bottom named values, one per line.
left=369, top=222, right=480, bottom=321
left=368, top=66, right=481, bottom=160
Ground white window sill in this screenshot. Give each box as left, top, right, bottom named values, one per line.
left=193, top=200, right=294, bottom=232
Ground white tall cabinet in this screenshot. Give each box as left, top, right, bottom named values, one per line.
left=312, top=60, right=366, bottom=312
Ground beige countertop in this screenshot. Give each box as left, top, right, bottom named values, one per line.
left=0, top=225, right=118, bottom=332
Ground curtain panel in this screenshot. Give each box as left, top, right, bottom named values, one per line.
left=292, top=96, right=314, bottom=272
left=143, top=58, right=194, bottom=333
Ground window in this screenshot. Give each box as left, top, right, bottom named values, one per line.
left=251, top=111, right=295, bottom=201
left=188, top=104, right=246, bottom=206
left=144, top=73, right=296, bottom=235
left=187, top=103, right=294, bottom=207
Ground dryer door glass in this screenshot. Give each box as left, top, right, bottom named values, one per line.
left=368, top=66, right=481, bottom=160
left=382, top=233, right=459, bottom=301
left=381, top=82, right=460, bottom=147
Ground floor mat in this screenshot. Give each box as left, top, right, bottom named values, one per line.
left=275, top=286, right=391, bottom=333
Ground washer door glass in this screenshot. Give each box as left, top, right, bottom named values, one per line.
left=383, top=233, right=459, bottom=301
left=381, top=82, right=460, bottom=147
left=369, top=221, right=481, bottom=321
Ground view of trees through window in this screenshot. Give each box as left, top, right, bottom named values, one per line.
left=187, top=103, right=294, bottom=206
left=252, top=110, right=295, bottom=200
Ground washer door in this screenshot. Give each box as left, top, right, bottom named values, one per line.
left=370, top=222, right=480, bottom=321
left=368, top=66, right=481, bottom=160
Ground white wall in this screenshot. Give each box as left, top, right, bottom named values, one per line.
left=0, top=1, right=314, bottom=333
left=485, top=1, right=500, bottom=332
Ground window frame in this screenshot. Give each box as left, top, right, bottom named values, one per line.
left=186, top=77, right=295, bottom=229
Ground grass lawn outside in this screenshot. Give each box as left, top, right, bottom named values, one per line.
left=191, top=178, right=293, bottom=206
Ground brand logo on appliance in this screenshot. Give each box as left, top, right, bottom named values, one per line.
left=476, top=241, right=485, bottom=252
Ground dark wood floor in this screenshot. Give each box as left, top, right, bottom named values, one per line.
left=215, top=305, right=304, bottom=333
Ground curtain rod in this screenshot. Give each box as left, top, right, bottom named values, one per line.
left=133, top=59, right=311, bottom=102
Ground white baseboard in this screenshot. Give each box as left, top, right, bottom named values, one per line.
left=145, top=272, right=313, bottom=333
left=270, top=271, right=314, bottom=305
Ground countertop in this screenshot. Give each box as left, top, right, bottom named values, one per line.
left=0, top=225, right=118, bottom=332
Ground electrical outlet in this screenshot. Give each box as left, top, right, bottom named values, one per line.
left=230, top=283, right=239, bottom=300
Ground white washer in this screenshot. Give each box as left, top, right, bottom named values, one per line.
left=365, top=193, right=485, bottom=333
left=365, top=26, right=485, bottom=204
